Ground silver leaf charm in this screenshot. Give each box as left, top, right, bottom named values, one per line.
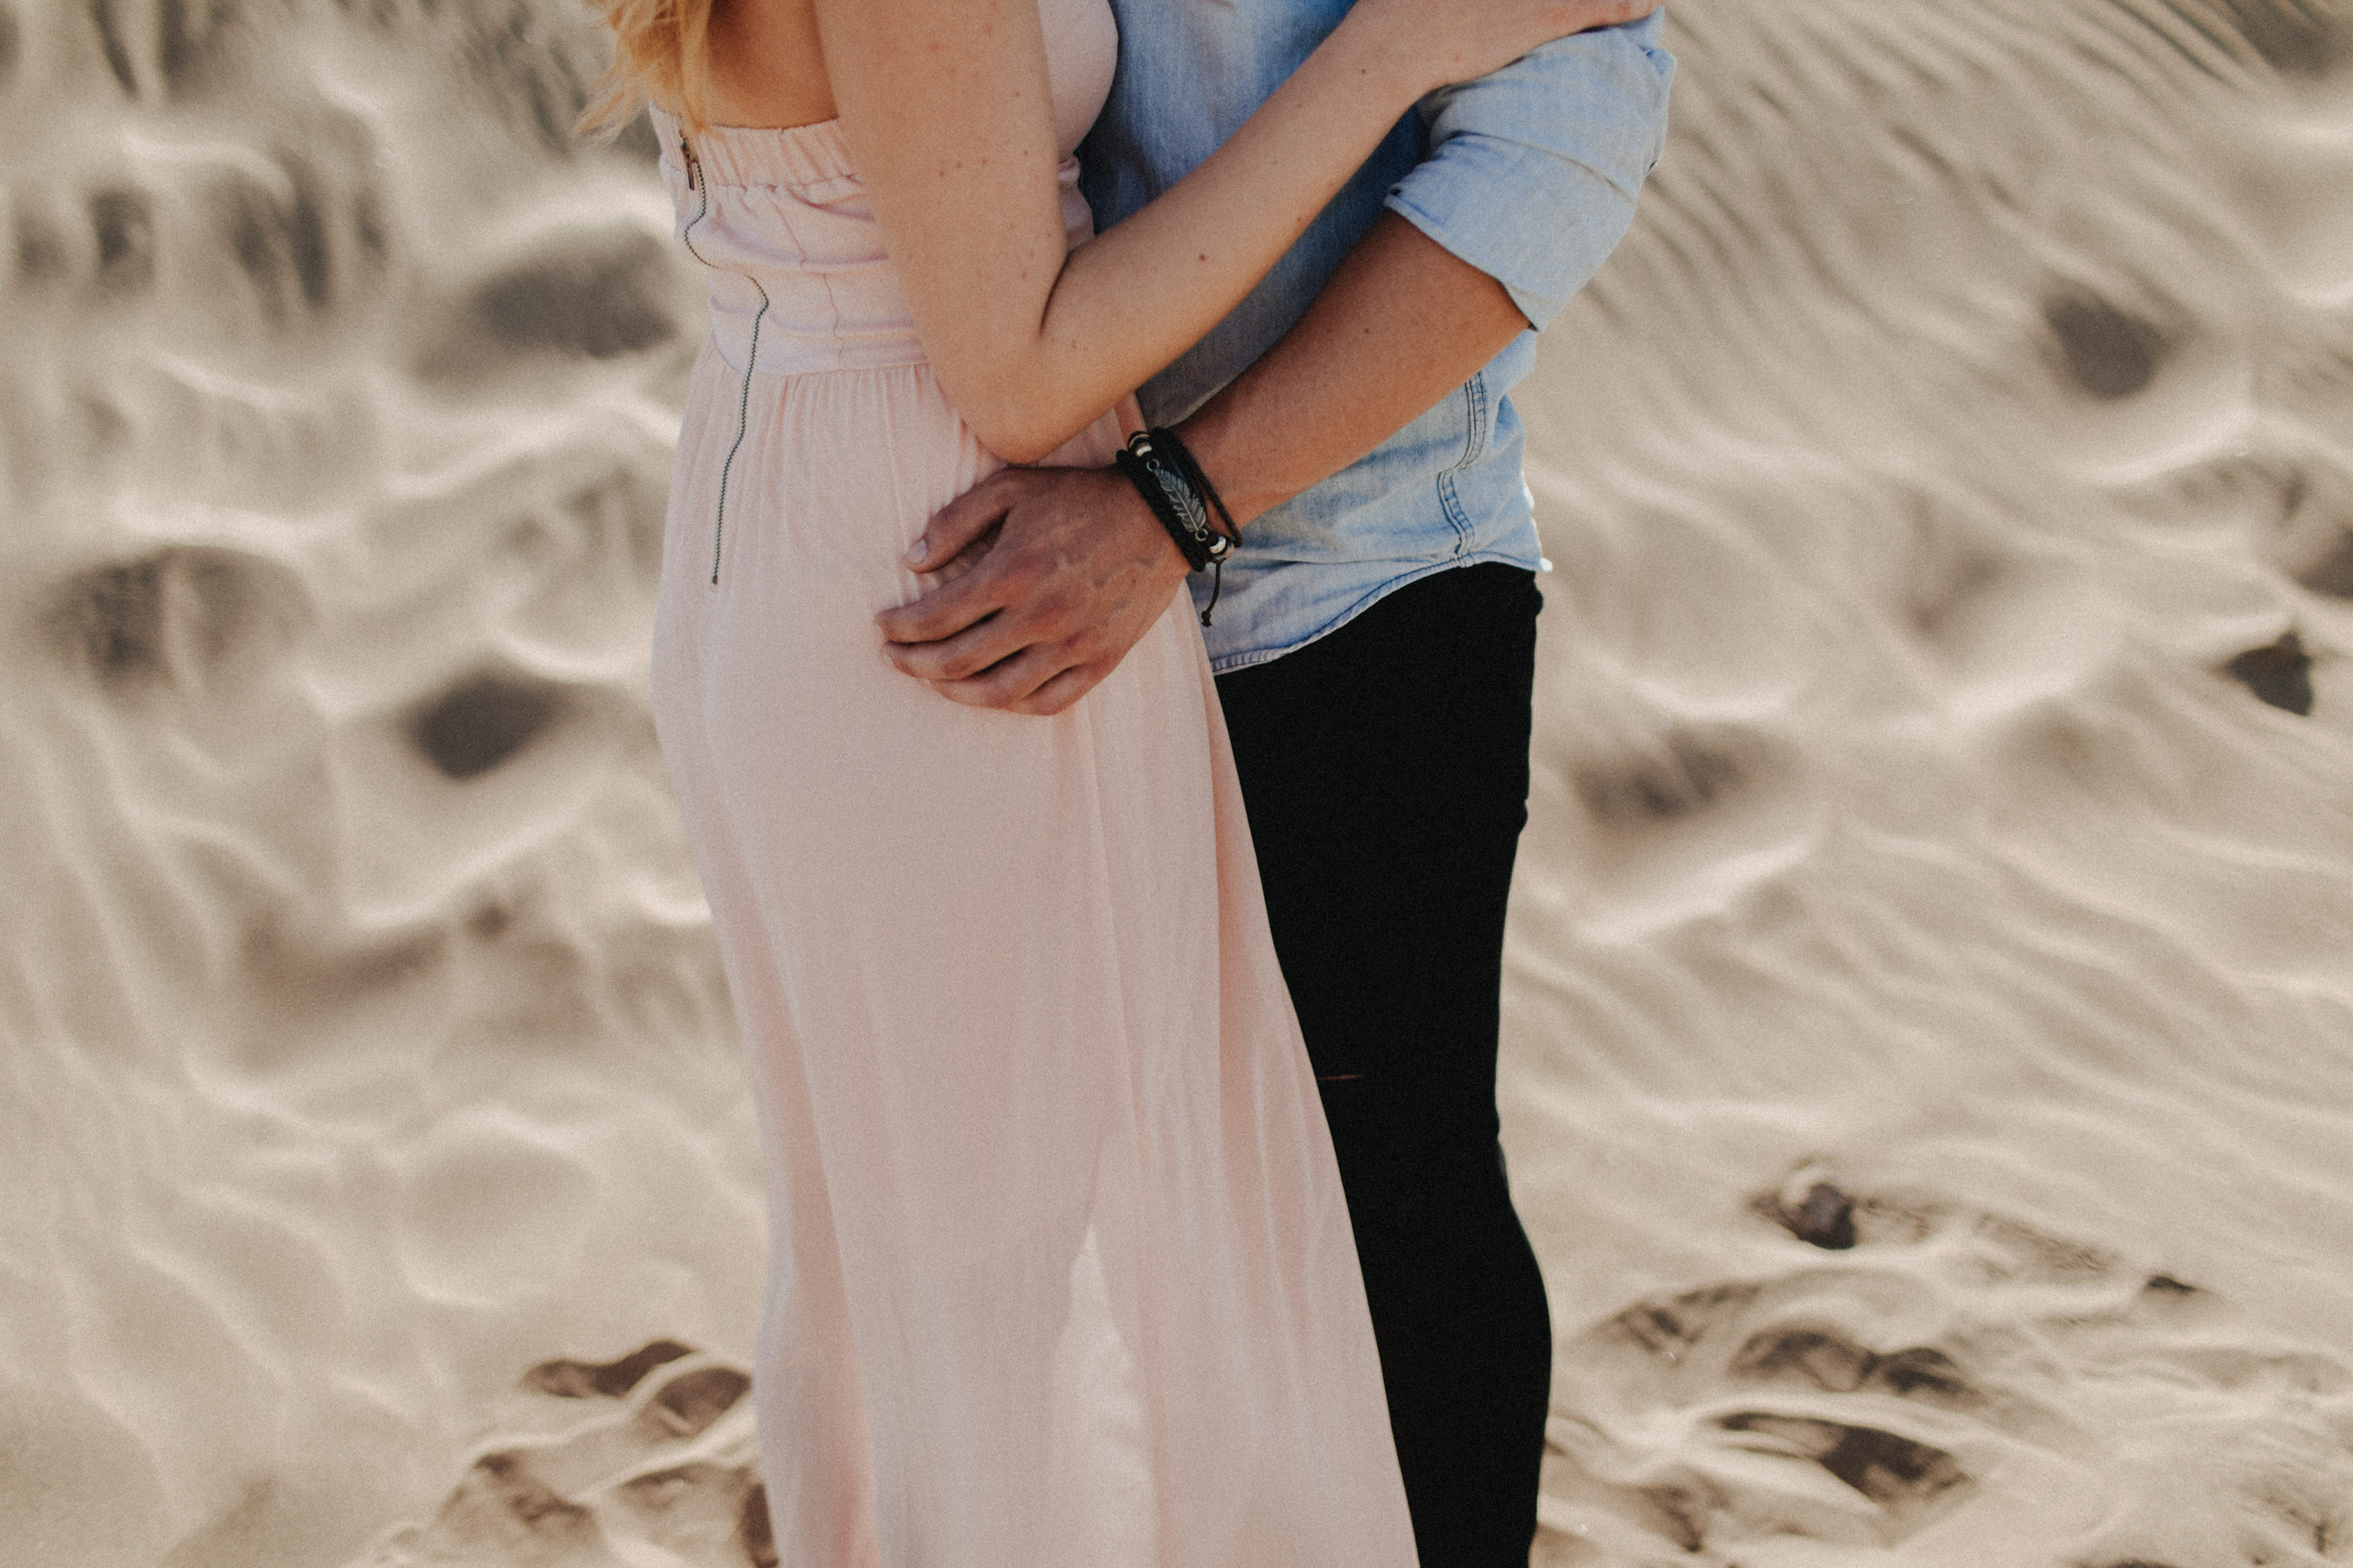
left=1148, top=459, right=1211, bottom=539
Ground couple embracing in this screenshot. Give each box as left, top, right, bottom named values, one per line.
left=582, top=0, right=1672, bottom=1560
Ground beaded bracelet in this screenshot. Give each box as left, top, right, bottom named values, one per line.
left=1112, top=428, right=1237, bottom=626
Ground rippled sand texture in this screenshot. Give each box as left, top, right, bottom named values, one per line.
left=3, top=0, right=2351, bottom=1563
left=0, top=0, right=759, bottom=1563
left=1513, top=0, right=2353, bottom=1560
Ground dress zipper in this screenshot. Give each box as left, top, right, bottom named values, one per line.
left=676, top=132, right=769, bottom=586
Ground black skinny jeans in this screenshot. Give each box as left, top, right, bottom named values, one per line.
left=1215, top=562, right=1551, bottom=1568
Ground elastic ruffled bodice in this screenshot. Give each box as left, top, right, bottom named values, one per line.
left=650, top=111, right=1101, bottom=380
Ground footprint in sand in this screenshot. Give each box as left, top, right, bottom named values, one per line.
left=2221, top=630, right=2317, bottom=716
left=409, top=668, right=574, bottom=781
left=351, top=1342, right=775, bottom=1568
left=47, top=544, right=308, bottom=699
left=414, top=228, right=683, bottom=384
left=1546, top=722, right=1822, bottom=940
left=2044, top=290, right=2178, bottom=405
left=1539, top=1170, right=2353, bottom=1566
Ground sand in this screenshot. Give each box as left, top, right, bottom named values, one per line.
left=2, top=0, right=2348, bottom=1563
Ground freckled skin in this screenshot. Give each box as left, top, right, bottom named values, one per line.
left=701, top=0, right=1646, bottom=467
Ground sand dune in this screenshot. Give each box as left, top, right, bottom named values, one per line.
left=1509, top=2, right=2353, bottom=1557
left=2, top=0, right=2349, bottom=1563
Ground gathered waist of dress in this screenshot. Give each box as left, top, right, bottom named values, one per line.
left=653, top=109, right=1096, bottom=380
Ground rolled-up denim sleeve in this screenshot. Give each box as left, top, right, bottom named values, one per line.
left=1384, top=13, right=1675, bottom=330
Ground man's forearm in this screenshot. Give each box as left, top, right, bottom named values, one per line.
left=881, top=215, right=1544, bottom=717
left=1176, top=212, right=1533, bottom=530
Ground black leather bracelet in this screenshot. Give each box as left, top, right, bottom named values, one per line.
left=1113, top=443, right=1209, bottom=569
left=1113, top=429, right=1231, bottom=625
left=1144, top=426, right=1240, bottom=547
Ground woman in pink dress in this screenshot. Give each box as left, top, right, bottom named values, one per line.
left=580, top=0, right=1628, bottom=1559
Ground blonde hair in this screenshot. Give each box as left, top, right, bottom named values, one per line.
left=577, top=0, right=716, bottom=137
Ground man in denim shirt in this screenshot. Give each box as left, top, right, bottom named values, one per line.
left=882, top=7, right=1674, bottom=1559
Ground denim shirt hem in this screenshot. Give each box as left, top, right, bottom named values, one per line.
left=1200, top=549, right=1543, bottom=676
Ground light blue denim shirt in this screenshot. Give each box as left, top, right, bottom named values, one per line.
left=1079, top=8, right=1674, bottom=671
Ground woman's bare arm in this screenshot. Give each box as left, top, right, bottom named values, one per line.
left=815, top=0, right=1648, bottom=464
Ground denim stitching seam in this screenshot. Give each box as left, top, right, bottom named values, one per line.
left=1437, top=471, right=1471, bottom=554
left=1446, top=372, right=1492, bottom=475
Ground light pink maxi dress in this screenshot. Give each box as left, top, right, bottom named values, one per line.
left=646, top=2, right=1418, bottom=1563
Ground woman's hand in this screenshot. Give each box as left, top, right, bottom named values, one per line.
left=1348, top=0, right=1663, bottom=96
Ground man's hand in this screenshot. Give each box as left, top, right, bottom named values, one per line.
left=876, top=465, right=1193, bottom=717
left=878, top=213, right=1533, bottom=718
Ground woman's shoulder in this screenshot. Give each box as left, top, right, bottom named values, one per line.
left=704, top=0, right=838, bottom=131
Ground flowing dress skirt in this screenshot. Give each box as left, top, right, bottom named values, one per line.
left=650, top=334, right=1418, bottom=1566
